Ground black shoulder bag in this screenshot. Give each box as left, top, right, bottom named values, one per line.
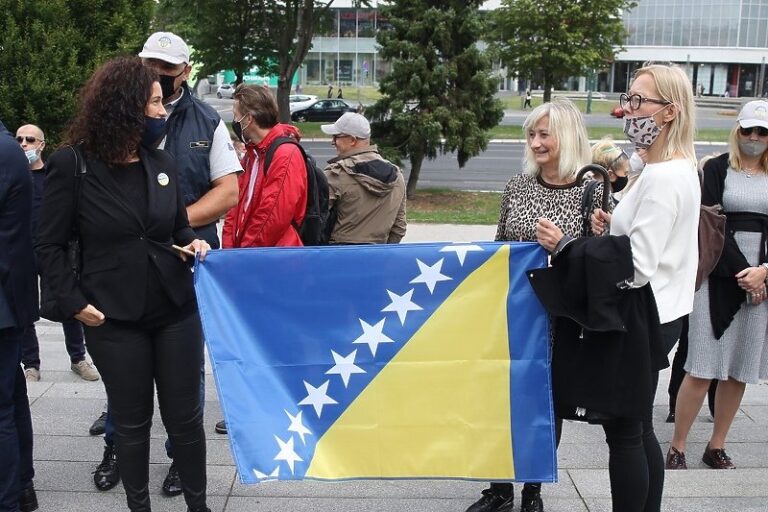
left=39, top=145, right=87, bottom=322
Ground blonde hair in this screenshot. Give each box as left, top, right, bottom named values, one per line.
left=727, top=124, right=768, bottom=173
left=591, top=137, right=627, bottom=171
left=522, top=98, right=591, bottom=179
left=632, top=64, right=696, bottom=164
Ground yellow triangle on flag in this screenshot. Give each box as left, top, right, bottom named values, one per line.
left=307, top=245, right=514, bottom=479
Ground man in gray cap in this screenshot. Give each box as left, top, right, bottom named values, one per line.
left=321, top=113, right=407, bottom=244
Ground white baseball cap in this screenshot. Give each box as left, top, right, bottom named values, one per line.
left=138, top=32, right=190, bottom=65
left=321, top=113, right=370, bottom=139
left=738, top=100, right=768, bottom=130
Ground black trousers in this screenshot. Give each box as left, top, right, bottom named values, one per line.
left=84, top=312, right=206, bottom=512
left=667, top=316, right=717, bottom=416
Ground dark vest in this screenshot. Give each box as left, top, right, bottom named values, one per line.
left=163, top=84, right=221, bottom=248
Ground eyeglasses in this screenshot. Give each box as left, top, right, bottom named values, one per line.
left=332, top=134, right=355, bottom=142
left=739, top=126, right=768, bottom=137
left=609, top=149, right=629, bottom=169
left=16, top=136, right=42, bottom=144
left=619, top=93, right=671, bottom=111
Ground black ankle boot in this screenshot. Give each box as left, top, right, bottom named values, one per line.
left=19, top=485, right=38, bottom=512
left=93, top=443, right=120, bottom=491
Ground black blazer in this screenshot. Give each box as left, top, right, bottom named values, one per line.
left=0, top=126, right=39, bottom=329
left=35, top=146, right=197, bottom=322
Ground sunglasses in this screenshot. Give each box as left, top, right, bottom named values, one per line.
left=16, top=135, right=42, bottom=144
left=739, top=126, right=768, bottom=137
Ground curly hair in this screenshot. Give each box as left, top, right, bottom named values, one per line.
left=65, top=56, right=158, bottom=164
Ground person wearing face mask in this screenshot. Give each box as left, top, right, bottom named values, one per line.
left=590, top=137, right=630, bottom=201
left=14, top=124, right=100, bottom=384
left=222, top=84, right=308, bottom=249
left=667, top=100, right=768, bottom=471
left=587, top=63, right=699, bottom=512
left=35, top=56, right=212, bottom=512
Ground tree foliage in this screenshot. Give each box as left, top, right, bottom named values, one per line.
left=490, top=0, right=635, bottom=102
left=156, top=0, right=338, bottom=123
left=0, top=0, right=154, bottom=146
left=366, top=0, right=504, bottom=197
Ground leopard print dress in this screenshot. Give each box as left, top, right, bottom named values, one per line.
left=495, top=173, right=606, bottom=242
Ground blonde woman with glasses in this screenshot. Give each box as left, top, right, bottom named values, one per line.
left=591, top=63, right=700, bottom=512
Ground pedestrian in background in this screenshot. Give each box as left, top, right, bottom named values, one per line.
left=15, top=124, right=99, bottom=383
left=591, top=62, right=700, bottom=511
left=669, top=100, right=768, bottom=470
left=0, top=119, right=39, bottom=512
left=466, top=98, right=601, bottom=512
left=523, top=89, right=532, bottom=110
left=35, top=56, right=212, bottom=512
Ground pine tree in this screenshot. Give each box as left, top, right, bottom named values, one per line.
left=0, top=0, right=154, bottom=145
left=366, top=0, right=504, bottom=198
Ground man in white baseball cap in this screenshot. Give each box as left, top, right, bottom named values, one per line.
left=320, top=113, right=407, bottom=244
left=90, top=30, right=241, bottom=499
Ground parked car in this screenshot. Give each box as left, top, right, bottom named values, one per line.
left=291, top=99, right=356, bottom=122
left=610, top=105, right=625, bottom=118
left=216, top=83, right=235, bottom=99
left=289, top=94, right=318, bottom=112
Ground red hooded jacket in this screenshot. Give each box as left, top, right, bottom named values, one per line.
left=222, top=124, right=307, bottom=248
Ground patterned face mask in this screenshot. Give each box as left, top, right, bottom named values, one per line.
left=623, top=106, right=670, bottom=150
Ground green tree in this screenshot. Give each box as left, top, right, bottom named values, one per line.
left=156, top=0, right=338, bottom=123
left=0, top=0, right=154, bottom=146
left=366, top=0, right=504, bottom=198
left=490, top=0, right=635, bottom=103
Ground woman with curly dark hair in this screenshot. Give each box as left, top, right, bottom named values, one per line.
left=35, top=56, right=211, bottom=512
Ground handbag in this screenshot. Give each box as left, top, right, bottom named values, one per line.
left=695, top=168, right=726, bottom=291
left=39, top=145, right=87, bottom=322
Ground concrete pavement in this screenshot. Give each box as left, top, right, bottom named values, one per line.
left=26, top=223, right=768, bottom=511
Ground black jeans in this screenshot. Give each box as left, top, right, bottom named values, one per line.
left=667, top=316, right=717, bottom=416
left=0, top=327, right=34, bottom=512
left=21, top=318, right=86, bottom=369
left=85, top=313, right=206, bottom=512
left=598, top=318, right=683, bottom=512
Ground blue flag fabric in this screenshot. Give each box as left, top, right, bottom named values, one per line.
left=194, top=241, right=555, bottom=483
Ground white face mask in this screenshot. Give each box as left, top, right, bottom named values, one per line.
left=25, top=149, right=40, bottom=165
left=739, top=140, right=768, bottom=157
left=629, top=152, right=645, bottom=175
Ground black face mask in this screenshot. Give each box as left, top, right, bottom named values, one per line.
left=159, top=69, right=185, bottom=100
left=232, top=114, right=251, bottom=144
left=612, top=175, right=629, bottom=193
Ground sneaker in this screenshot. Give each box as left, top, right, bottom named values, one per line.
left=465, top=487, right=514, bottom=512
left=520, top=492, right=544, bottom=512
left=702, top=443, right=735, bottom=469
left=93, top=444, right=120, bottom=491
left=89, top=411, right=108, bottom=436
left=71, top=360, right=100, bottom=381
left=215, top=420, right=227, bottom=435
left=665, top=446, right=687, bottom=470
left=24, top=368, right=40, bottom=382
left=162, top=462, right=183, bottom=497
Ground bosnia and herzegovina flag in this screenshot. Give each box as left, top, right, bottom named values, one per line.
left=194, top=241, right=555, bottom=484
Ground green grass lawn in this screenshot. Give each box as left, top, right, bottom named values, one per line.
left=407, top=188, right=502, bottom=225
left=500, top=96, right=618, bottom=114
left=300, top=85, right=382, bottom=104
left=295, top=121, right=730, bottom=143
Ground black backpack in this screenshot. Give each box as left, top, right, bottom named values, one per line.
left=263, top=137, right=330, bottom=245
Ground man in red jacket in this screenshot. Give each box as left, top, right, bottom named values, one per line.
left=223, top=85, right=307, bottom=248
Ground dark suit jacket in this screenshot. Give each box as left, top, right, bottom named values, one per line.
left=35, top=146, right=197, bottom=322
left=0, top=123, right=39, bottom=330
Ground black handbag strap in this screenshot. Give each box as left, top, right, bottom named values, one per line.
left=580, top=179, right=600, bottom=237
left=68, top=144, right=87, bottom=252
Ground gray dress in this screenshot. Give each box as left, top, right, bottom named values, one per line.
left=687, top=168, right=768, bottom=383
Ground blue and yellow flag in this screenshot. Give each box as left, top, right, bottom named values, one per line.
left=195, top=241, right=555, bottom=483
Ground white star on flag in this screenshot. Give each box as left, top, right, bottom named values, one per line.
left=439, top=244, right=484, bottom=266
left=285, top=409, right=312, bottom=445
left=382, top=289, right=423, bottom=325
left=252, top=466, right=280, bottom=480
left=352, top=318, right=395, bottom=357
left=273, top=435, right=303, bottom=474
left=410, top=258, right=452, bottom=293
left=298, top=380, right=338, bottom=417
left=326, top=349, right=366, bottom=388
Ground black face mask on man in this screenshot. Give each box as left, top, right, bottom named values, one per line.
left=160, top=69, right=185, bottom=100
left=612, top=175, right=629, bottom=192
left=232, top=113, right=252, bottom=144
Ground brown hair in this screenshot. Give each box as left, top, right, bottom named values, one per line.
left=233, top=84, right=279, bottom=129
left=65, top=56, right=158, bottom=164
